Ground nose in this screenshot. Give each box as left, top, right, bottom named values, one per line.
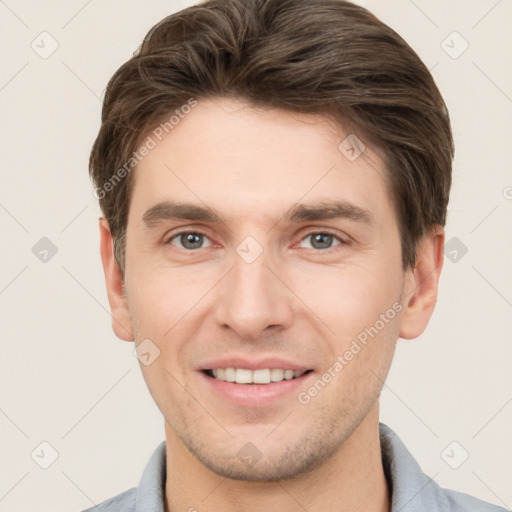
left=213, top=247, right=294, bottom=340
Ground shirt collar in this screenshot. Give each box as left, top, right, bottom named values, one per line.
left=379, top=422, right=445, bottom=511
left=135, top=439, right=166, bottom=511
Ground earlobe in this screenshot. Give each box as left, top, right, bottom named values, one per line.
left=399, top=226, right=444, bottom=340
left=99, top=218, right=134, bottom=341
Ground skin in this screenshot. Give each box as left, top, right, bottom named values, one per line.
left=100, top=97, right=444, bottom=512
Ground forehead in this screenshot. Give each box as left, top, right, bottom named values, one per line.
left=129, top=98, right=394, bottom=229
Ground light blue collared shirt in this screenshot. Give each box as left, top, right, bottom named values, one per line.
left=82, top=423, right=507, bottom=511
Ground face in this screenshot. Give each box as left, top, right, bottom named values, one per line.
left=102, top=97, right=440, bottom=481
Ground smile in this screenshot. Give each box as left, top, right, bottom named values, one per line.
left=204, top=368, right=312, bottom=384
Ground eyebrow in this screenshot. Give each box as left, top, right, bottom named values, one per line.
left=142, top=202, right=222, bottom=227
left=142, top=199, right=373, bottom=228
left=282, top=200, right=373, bottom=225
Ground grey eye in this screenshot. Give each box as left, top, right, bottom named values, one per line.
left=300, top=233, right=341, bottom=250
left=169, top=232, right=212, bottom=250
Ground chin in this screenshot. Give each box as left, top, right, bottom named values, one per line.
left=182, top=433, right=337, bottom=482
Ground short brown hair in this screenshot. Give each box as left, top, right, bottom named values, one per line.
left=89, top=0, right=454, bottom=274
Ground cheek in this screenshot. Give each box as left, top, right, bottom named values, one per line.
left=291, top=259, right=403, bottom=340
left=126, top=266, right=215, bottom=387
left=127, top=265, right=206, bottom=336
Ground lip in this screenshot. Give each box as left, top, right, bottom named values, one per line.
left=198, top=356, right=311, bottom=372
left=198, top=368, right=316, bottom=408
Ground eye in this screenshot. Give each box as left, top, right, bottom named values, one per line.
left=299, top=232, right=343, bottom=250
left=167, top=231, right=213, bottom=250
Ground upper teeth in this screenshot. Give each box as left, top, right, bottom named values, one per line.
left=211, top=368, right=306, bottom=384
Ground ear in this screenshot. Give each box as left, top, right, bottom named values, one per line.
left=99, top=218, right=134, bottom=341
left=399, top=226, right=444, bottom=340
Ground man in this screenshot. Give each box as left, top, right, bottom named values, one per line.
left=85, top=0, right=506, bottom=510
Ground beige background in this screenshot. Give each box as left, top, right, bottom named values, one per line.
left=0, top=0, right=511, bottom=510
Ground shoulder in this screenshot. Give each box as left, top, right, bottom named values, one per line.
left=439, top=487, right=508, bottom=512
left=80, top=487, right=136, bottom=512
left=379, top=423, right=508, bottom=512
left=78, top=440, right=166, bottom=512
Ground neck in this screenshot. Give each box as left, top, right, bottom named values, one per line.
left=164, top=404, right=390, bottom=512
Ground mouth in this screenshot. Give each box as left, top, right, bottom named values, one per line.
left=197, top=357, right=316, bottom=407
left=202, top=368, right=314, bottom=384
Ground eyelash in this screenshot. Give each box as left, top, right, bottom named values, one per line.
left=164, top=229, right=347, bottom=253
